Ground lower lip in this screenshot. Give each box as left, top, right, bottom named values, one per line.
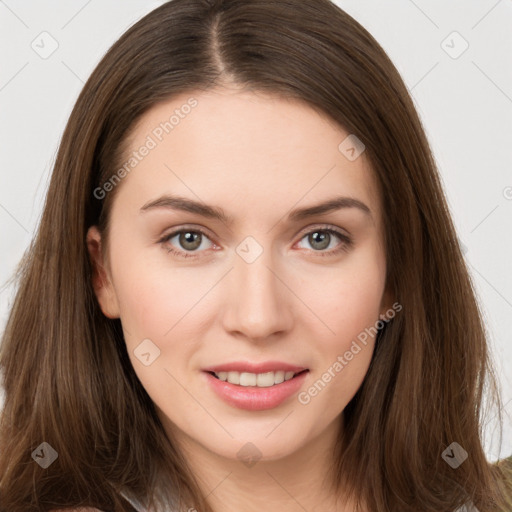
left=203, top=371, right=309, bottom=411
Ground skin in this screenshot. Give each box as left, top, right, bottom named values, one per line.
left=87, top=85, right=393, bottom=512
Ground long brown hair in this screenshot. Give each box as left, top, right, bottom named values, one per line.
left=1, top=1, right=511, bottom=511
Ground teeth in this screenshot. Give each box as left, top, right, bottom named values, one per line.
left=214, top=370, right=298, bottom=387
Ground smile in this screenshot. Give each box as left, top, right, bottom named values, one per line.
left=203, top=369, right=309, bottom=411
left=208, top=369, right=308, bottom=387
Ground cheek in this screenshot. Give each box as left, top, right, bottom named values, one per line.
left=112, top=237, right=386, bottom=353
left=297, top=250, right=385, bottom=405
left=111, top=260, right=209, bottom=408
left=305, top=248, right=386, bottom=346
left=111, top=244, right=213, bottom=341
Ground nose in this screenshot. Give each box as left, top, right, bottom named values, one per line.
left=221, top=245, right=293, bottom=342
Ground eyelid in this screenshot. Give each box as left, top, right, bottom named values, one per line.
left=158, top=224, right=217, bottom=243
left=295, top=222, right=352, bottom=239
left=159, top=222, right=351, bottom=242
left=158, top=223, right=352, bottom=258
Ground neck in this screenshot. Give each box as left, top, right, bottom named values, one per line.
left=164, top=414, right=360, bottom=512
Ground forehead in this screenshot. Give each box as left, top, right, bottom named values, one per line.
left=112, top=86, right=382, bottom=226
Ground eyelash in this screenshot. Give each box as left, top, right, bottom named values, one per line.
left=158, top=225, right=353, bottom=260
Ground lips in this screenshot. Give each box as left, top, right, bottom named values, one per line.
left=203, top=368, right=309, bottom=410
left=201, top=360, right=310, bottom=410
left=202, top=361, right=308, bottom=374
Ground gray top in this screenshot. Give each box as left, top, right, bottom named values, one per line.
left=119, top=490, right=150, bottom=512
left=119, top=489, right=179, bottom=512
left=118, top=490, right=477, bottom=512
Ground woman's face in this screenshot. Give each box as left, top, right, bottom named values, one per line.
left=88, top=86, right=392, bottom=462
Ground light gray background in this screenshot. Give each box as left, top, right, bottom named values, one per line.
left=1, top=1, right=511, bottom=461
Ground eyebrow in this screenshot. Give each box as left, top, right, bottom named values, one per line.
left=139, top=194, right=372, bottom=224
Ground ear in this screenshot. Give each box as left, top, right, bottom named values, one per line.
left=86, top=226, right=120, bottom=319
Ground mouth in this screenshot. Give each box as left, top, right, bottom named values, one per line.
left=203, top=367, right=310, bottom=410
left=205, top=369, right=309, bottom=388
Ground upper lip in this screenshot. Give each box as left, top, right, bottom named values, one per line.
left=202, top=361, right=308, bottom=374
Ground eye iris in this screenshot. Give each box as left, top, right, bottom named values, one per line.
left=173, top=230, right=337, bottom=253
left=180, top=231, right=201, bottom=251
left=309, top=231, right=330, bottom=250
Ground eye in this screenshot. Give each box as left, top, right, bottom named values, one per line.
left=296, top=226, right=353, bottom=257
left=159, top=227, right=216, bottom=259
left=158, top=224, right=353, bottom=259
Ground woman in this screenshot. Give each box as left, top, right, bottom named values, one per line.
left=1, top=0, right=511, bottom=511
